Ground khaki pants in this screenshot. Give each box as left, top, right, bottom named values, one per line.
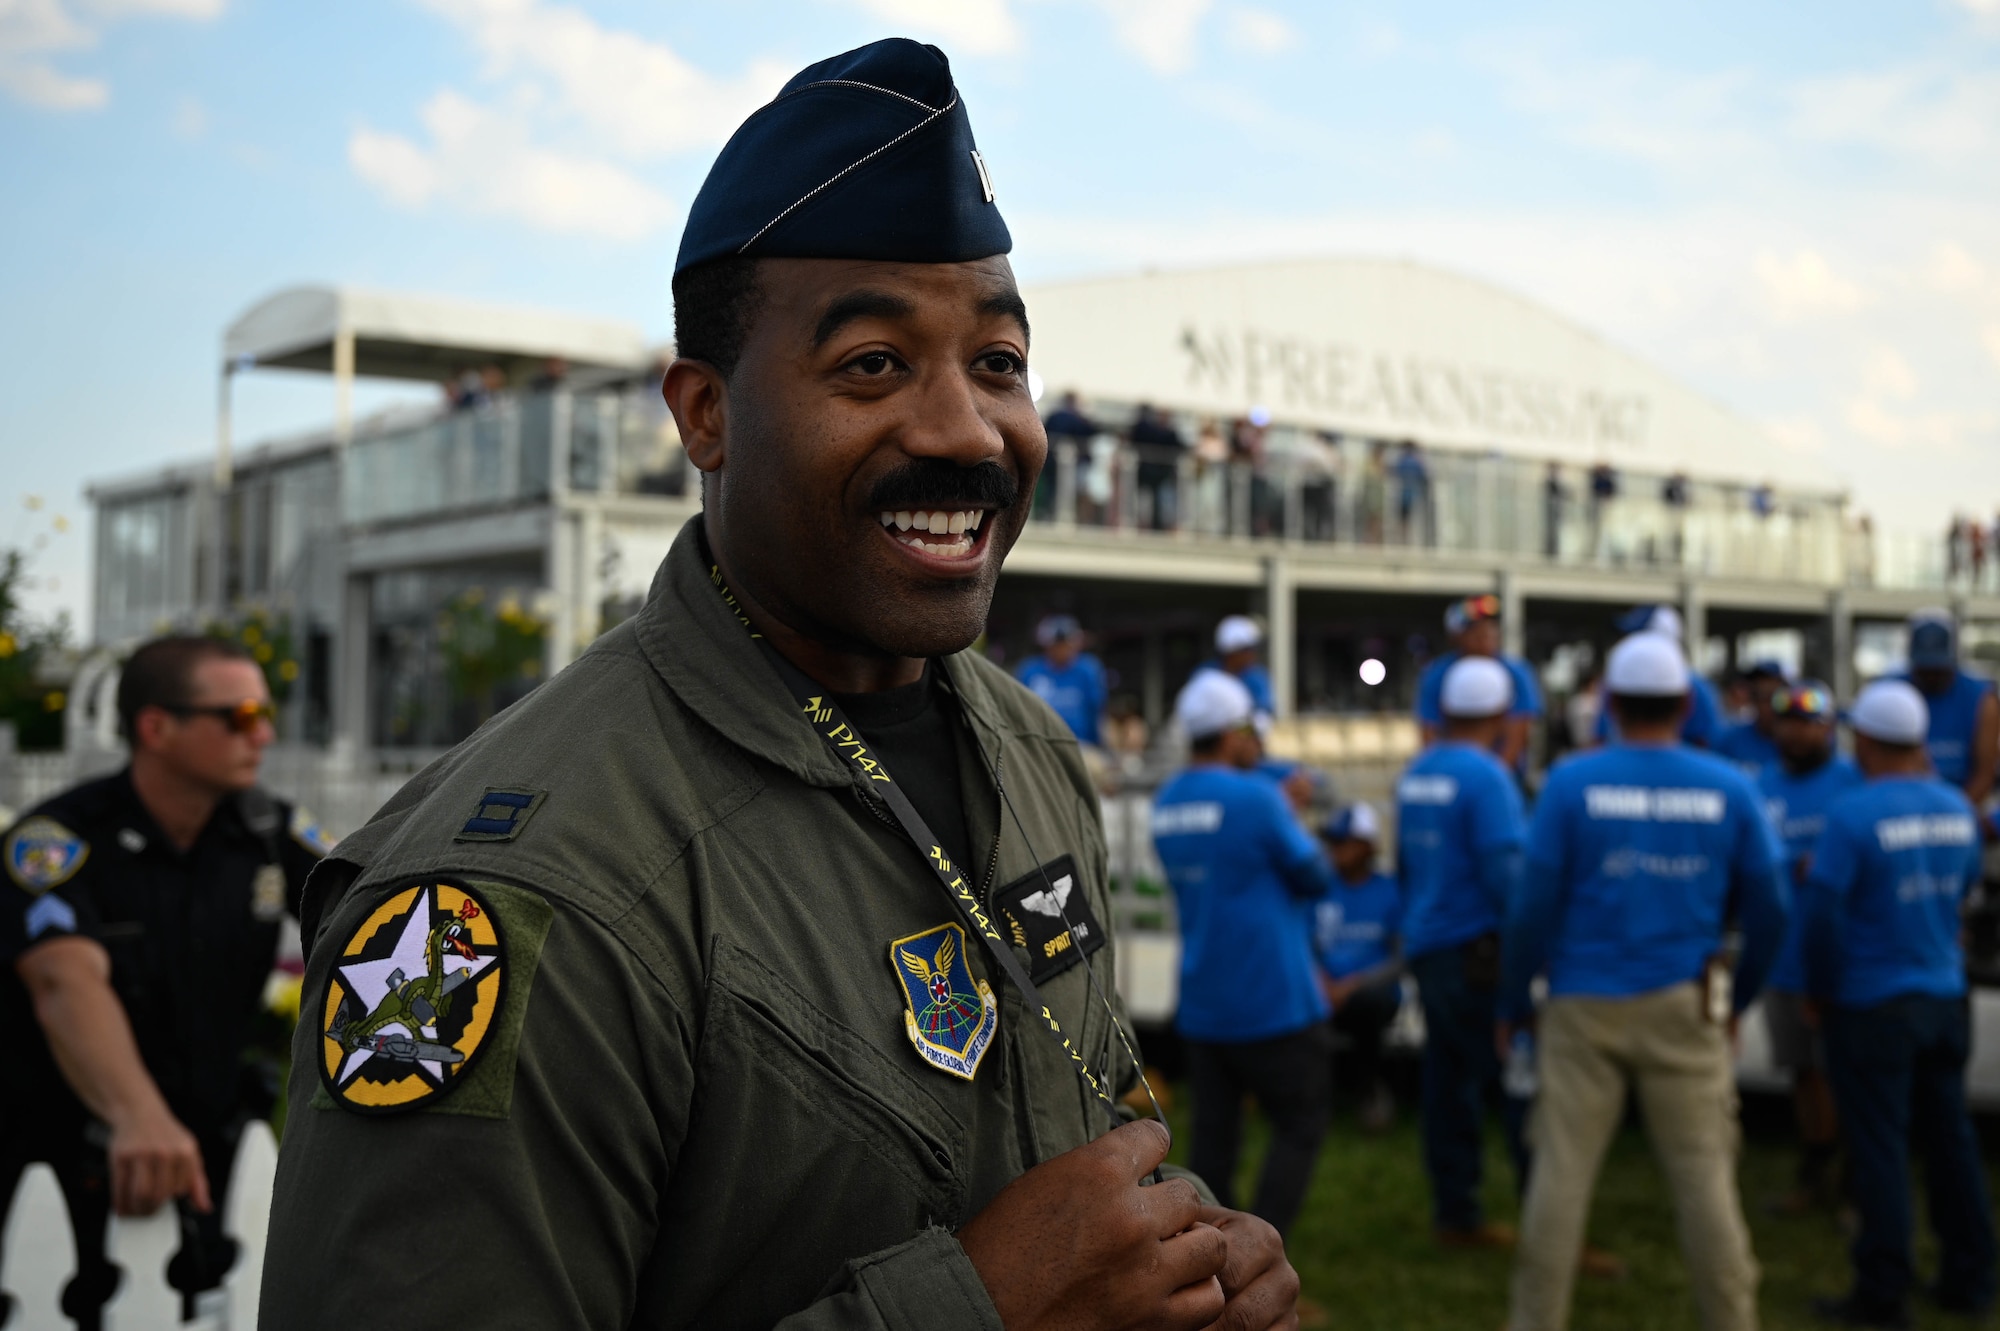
left=1509, top=984, right=1760, bottom=1331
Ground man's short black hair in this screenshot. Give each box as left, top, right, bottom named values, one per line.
left=671, top=256, right=765, bottom=379
left=1609, top=692, right=1684, bottom=728
left=117, top=636, right=257, bottom=743
left=1188, top=732, right=1227, bottom=758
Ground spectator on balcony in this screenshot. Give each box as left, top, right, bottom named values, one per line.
left=1752, top=482, right=1776, bottom=520
left=1662, top=471, right=1692, bottom=565
left=1587, top=461, right=1619, bottom=563
left=529, top=357, right=569, bottom=393
left=1128, top=403, right=1185, bottom=531
left=1947, top=515, right=1968, bottom=583
left=1542, top=462, right=1568, bottom=559
left=1416, top=595, right=1543, bottom=774
left=1892, top=611, right=2000, bottom=805
left=1299, top=432, right=1340, bottom=542
left=1394, top=440, right=1433, bottom=547
left=1197, top=615, right=1277, bottom=724
left=1361, top=441, right=1389, bottom=544
left=1037, top=391, right=1095, bottom=520
left=1015, top=614, right=1108, bottom=750
left=1190, top=418, right=1230, bottom=535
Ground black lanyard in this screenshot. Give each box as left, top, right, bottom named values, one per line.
left=748, top=627, right=1117, bottom=1111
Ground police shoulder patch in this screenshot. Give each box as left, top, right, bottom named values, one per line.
left=5, top=816, right=90, bottom=895
left=889, top=921, right=998, bottom=1081
left=289, top=805, right=335, bottom=857
left=319, top=879, right=507, bottom=1114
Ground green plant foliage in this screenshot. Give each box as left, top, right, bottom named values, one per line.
left=204, top=605, right=299, bottom=702
left=0, top=549, right=72, bottom=750
left=437, top=588, right=548, bottom=724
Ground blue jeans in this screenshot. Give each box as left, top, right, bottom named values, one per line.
left=1410, top=945, right=1529, bottom=1232
left=1825, top=994, right=1996, bottom=1312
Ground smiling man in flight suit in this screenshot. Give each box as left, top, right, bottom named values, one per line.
left=261, top=37, right=1300, bottom=1331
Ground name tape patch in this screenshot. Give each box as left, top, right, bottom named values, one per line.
left=994, top=854, right=1105, bottom=985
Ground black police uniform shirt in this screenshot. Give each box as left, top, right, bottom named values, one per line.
left=0, top=770, right=326, bottom=1131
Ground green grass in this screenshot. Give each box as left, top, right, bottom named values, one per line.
left=1159, top=1085, right=2000, bottom=1330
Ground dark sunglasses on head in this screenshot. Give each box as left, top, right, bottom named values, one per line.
left=1463, top=594, right=1500, bottom=620
left=1772, top=686, right=1833, bottom=720
left=167, top=699, right=276, bottom=734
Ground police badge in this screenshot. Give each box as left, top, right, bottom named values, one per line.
left=889, top=922, right=998, bottom=1081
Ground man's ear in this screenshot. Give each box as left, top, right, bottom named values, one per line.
left=132, top=705, right=171, bottom=754
left=665, top=359, right=730, bottom=476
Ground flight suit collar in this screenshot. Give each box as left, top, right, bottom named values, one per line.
left=637, top=519, right=1015, bottom=797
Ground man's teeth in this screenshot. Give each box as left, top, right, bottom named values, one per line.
left=877, top=508, right=984, bottom=555
left=877, top=509, right=983, bottom=534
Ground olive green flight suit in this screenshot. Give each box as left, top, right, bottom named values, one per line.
left=261, top=519, right=1194, bottom=1329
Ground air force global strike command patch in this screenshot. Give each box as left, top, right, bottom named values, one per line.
left=890, top=922, right=998, bottom=1081
left=994, top=855, right=1105, bottom=985
left=320, top=881, right=506, bottom=1114
left=5, top=816, right=89, bottom=894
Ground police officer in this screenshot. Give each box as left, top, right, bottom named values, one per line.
left=1501, top=632, right=1788, bottom=1331
left=1894, top=611, right=1999, bottom=805
left=261, top=39, right=1298, bottom=1331
left=1397, top=655, right=1529, bottom=1248
left=1311, top=802, right=1403, bottom=1132
left=1014, top=613, right=1107, bottom=748
left=1713, top=659, right=1789, bottom=778
left=1200, top=614, right=1277, bottom=719
left=1153, top=670, right=1336, bottom=1240
left=0, top=635, right=324, bottom=1327
left=1801, top=680, right=1996, bottom=1327
left=1591, top=605, right=1725, bottom=747
left=1754, top=679, right=1861, bottom=1217
left=1415, top=594, right=1543, bottom=772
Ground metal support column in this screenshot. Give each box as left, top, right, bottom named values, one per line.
left=1497, top=568, right=1525, bottom=661
left=1142, top=629, right=1165, bottom=730
left=332, top=571, right=372, bottom=762
left=1681, top=579, right=1709, bottom=673
left=1829, top=589, right=1855, bottom=700
left=1265, top=553, right=1295, bottom=718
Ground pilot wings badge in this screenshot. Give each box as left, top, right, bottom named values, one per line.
left=888, top=922, right=998, bottom=1081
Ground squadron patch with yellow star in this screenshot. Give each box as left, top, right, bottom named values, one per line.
left=320, top=880, right=506, bottom=1114
left=5, top=816, right=89, bottom=894
left=889, top=922, right=998, bottom=1081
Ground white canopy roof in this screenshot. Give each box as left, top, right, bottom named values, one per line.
left=223, top=285, right=649, bottom=382
left=1023, top=258, right=1833, bottom=492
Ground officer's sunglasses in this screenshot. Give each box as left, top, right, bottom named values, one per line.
left=165, top=699, right=276, bottom=734
left=1772, top=686, right=1832, bottom=720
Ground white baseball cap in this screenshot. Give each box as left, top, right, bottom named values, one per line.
left=1176, top=669, right=1257, bottom=741
left=1323, top=802, right=1380, bottom=844
left=1605, top=632, right=1691, bottom=697
left=1848, top=679, right=1930, bottom=746
left=1215, top=615, right=1263, bottom=654
left=1440, top=656, right=1514, bottom=718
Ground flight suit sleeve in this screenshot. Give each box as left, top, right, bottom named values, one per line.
left=261, top=878, right=689, bottom=1329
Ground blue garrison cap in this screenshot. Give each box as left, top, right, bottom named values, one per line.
left=675, top=39, right=1011, bottom=274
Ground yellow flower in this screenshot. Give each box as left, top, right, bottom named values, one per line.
left=43, top=690, right=65, bottom=712
left=254, top=642, right=274, bottom=663
left=278, top=660, right=300, bottom=681
left=242, top=624, right=262, bottom=645
left=0, top=633, right=15, bottom=658
left=521, top=659, right=542, bottom=679
left=23, top=495, right=42, bottom=511
left=52, top=515, right=69, bottom=533
left=498, top=596, right=522, bottom=621
left=462, top=587, right=486, bottom=605
left=266, top=973, right=303, bottom=1022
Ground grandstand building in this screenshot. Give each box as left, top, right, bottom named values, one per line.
left=85, top=261, right=1994, bottom=763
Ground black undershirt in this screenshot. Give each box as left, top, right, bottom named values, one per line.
left=830, top=666, right=972, bottom=870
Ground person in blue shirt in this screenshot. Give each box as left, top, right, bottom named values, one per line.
left=1712, top=659, right=1788, bottom=778
left=1197, top=614, right=1277, bottom=720
left=1014, top=614, right=1107, bottom=747
left=1502, top=632, right=1788, bottom=1331
left=1800, top=680, right=1996, bottom=1327
left=1396, top=655, right=1532, bottom=1248
left=1153, top=668, right=1336, bottom=1239
left=1754, top=679, right=1864, bottom=1220
left=1415, top=594, right=1545, bottom=772
left=1311, top=802, right=1403, bottom=1133
left=1591, top=605, right=1725, bottom=748
left=1892, top=611, right=1999, bottom=805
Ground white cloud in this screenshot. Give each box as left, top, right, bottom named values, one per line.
left=1224, top=6, right=1295, bottom=56
left=1950, top=0, right=1998, bottom=15
left=354, top=1, right=793, bottom=241
left=847, top=0, right=1023, bottom=56
left=1984, top=326, right=2000, bottom=370
left=0, top=0, right=221, bottom=110
left=1754, top=249, right=1867, bottom=322
left=1089, top=0, right=1212, bottom=76
left=1862, top=346, right=1920, bottom=400
left=1926, top=242, right=1989, bottom=295
left=349, top=90, right=676, bottom=241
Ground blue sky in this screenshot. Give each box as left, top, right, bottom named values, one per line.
left=4, top=0, right=1999, bottom=628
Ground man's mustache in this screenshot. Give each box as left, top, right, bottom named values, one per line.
left=867, top=459, right=1020, bottom=513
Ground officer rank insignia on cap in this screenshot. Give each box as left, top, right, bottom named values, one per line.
left=4, top=816, right=89, bottom=894
left=889, top=922, right=997, bottom=1081
left=320, top=880, right=506, bottom=1114
left=995, top=855, right=1105, bottom=985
